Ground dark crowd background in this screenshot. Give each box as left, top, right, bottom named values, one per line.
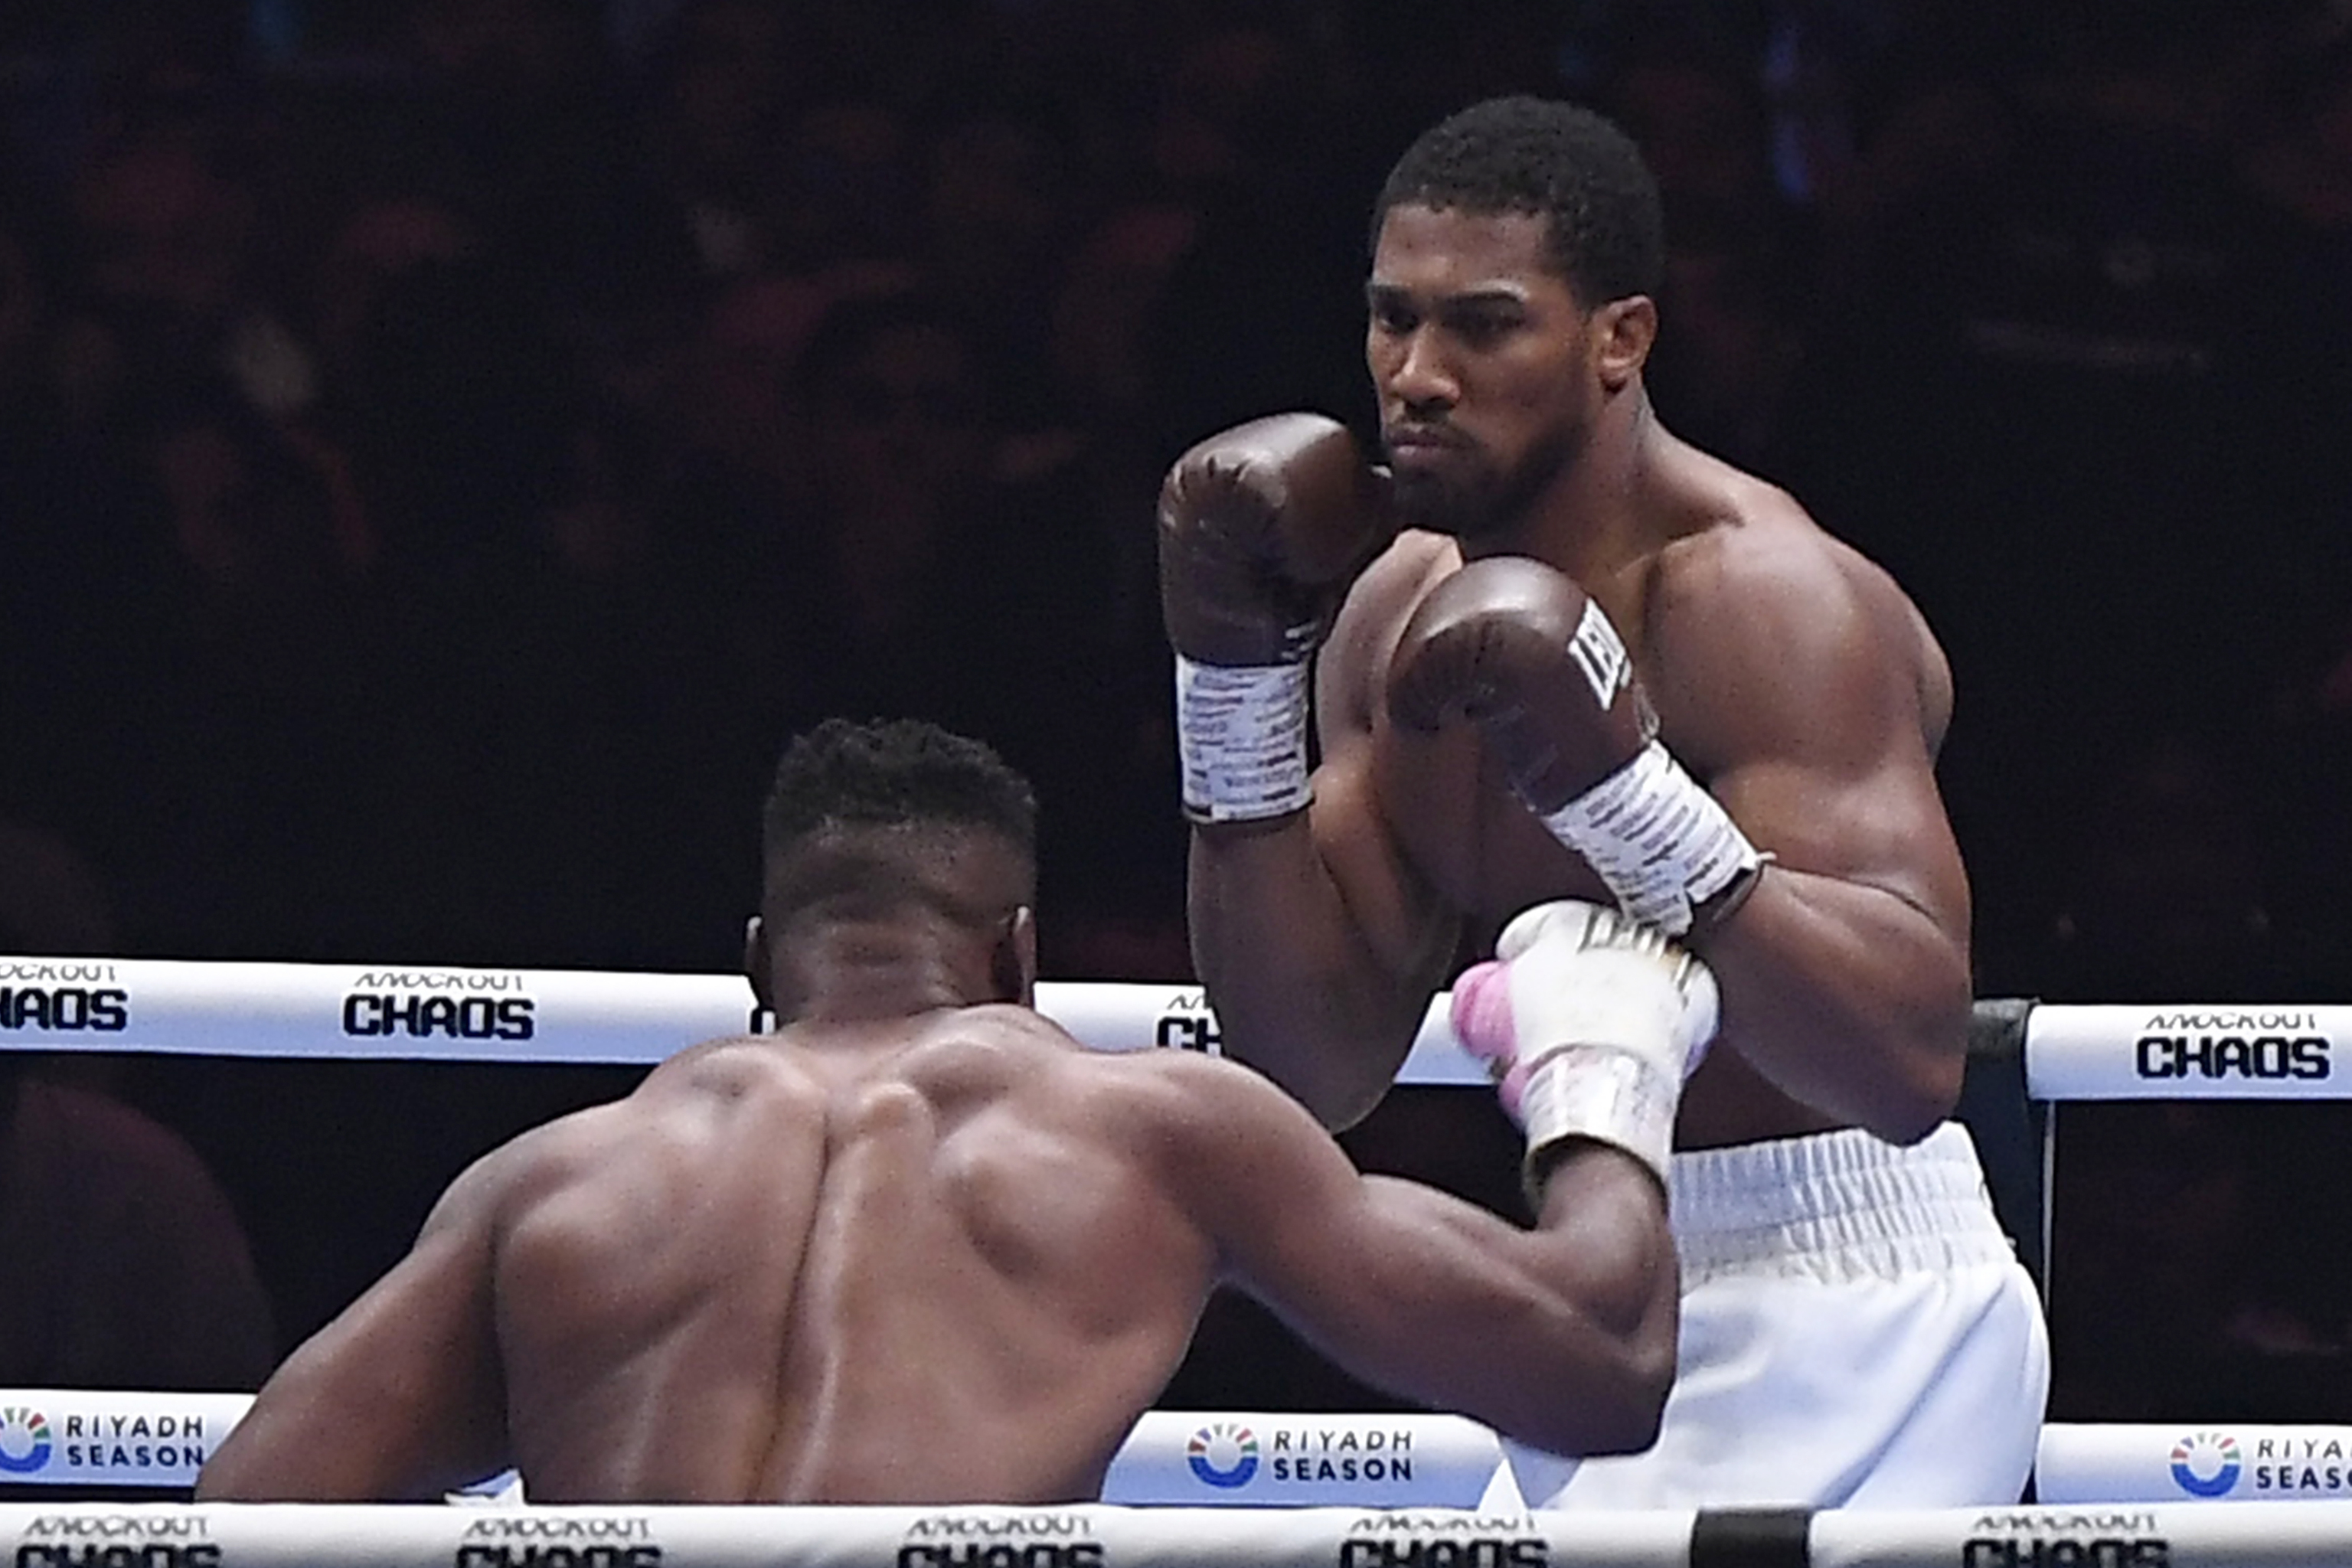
left=2, top=0, right=2351, bottom=1441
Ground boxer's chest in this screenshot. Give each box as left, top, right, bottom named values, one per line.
left=1368, top=710, right=1613, bottom=932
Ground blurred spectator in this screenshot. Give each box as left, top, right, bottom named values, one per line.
left=2051, top=1101, right=2352, bottom=1421
left=1601, top=28, right=1815, bottom=475
left=378, top=0, right=659, bottom=325
left=916, top=102, right=1082, bottom=426
left=0, top=1069, right=279, bottom=1392
left=1138, top=9, right=1387, bottom=452
left=0, top=818, right=276, bottom=1391
left=632, top=0, right=805, bottom=279
left=2028, top=730, right=2305, bottom=1002
left=1779, top=7, right=2341, bottom=962
left=763, top=294, right=1111, bottom=744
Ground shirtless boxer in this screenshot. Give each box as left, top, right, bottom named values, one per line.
left=1159, top=96, right=2047, bottom=1508
left=195, top=717, right=1717, bottom=1504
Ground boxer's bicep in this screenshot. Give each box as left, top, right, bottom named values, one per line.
left=1311, top=731, right=1467, bottom=999
left=1653, top=529, right=1963, bottom=925
left=1187, top=560, right=1460, bottom=1127
left=1312, top=534, right=1462, bottom=983
left=1161, top=1062, right=1669, bottom=1455
left=1648, top=534, right=1974, bottom=1134
left=197, top=1163, right=509, bottom=1501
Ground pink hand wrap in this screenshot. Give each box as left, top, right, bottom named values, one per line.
left=1447, top=900, right=1720, bottom=1191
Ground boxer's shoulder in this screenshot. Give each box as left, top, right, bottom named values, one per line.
left=1643, top=461, right=1912, bottom=634
left=1338, top=528, right=1457, bottom=626
left=1641, top=488, right=1921, bottom=674
left=1328, top=528, right=1462, bottom=718
left=1637, top=504, right=1951, bottom=772
left=1057, top=1034, right=1314, bottom=1145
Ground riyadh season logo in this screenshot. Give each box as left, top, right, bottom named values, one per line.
left=0, top=1407, right=53, bottom=1474
left=2171, top=1431, right=2242, bottom=1498
left=1187, top=1422, right=1259, bottom=1488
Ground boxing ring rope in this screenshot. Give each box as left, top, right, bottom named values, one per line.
left=7, top=1498, right=2352, bottom=1566
left=8, top=955, right=2352, bottom=1098
left=0, top=1399, right=1505, bottom=1505
left=9, top=958, right=2352, bottom=1558
left=6, top=1389, right=2351, bottom=1510
left=0, top=958, right=1478, bottom=1076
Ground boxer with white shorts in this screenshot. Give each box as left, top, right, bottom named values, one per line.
left=1498, top=1125, right=2046, bottom=1508
left=1159, top=94, right=2047, bottom=1507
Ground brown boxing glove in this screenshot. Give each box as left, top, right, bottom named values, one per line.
left=1389, top=557, right=1767, bottom=937
left=1158, top=413, right=1392, bottom=824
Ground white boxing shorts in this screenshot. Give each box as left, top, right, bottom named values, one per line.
left=1494, top=1122, right=2049, bottom=1511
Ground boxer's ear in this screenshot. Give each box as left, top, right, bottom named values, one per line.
left=1594, top=295, right=1656, bottom=390
left=992, top=906, right=1037, bottom=1008
left=744, top=914, right=776, bottom=1022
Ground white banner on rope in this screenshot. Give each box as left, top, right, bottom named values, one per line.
left=0, top=1502, right=1696, bottom=1568
left=2024, top=1004, right=2352, bottom=1101
left=11, top=1499, right=2352, bottom=1568
left=2037, top=1423, right=2352, bottom=1505
left=1100, top=1412, right=1501, bottom=1508
left=0, top=1391, right=1508, bottom=1507
left=0, top=1392, right=247, bottom=1488
left=1810, top=1498, right=2352, bottom=1568
left=0, top=957, right=753, bottom=1066
left=0, top=958, right=1489, bottom=1083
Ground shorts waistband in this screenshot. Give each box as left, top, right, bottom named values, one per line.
left=1667, top=1122, right=2020, bottom=1283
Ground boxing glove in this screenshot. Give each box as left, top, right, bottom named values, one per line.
left=1388, top=557, right=1765, bottom=937
left=1158, top=413, right=1392, bottom=823
left=1450, top=899, right=1719, bottom=1192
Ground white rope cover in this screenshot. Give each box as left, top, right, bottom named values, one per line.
left=0, top=1393, right=240, bottom=1488
left=1102, top=1413, right=1501, bottom=1507
left=14, top=952, right=2352, bottom=1099
left=1806, top=1500, right=2352, bottom=1568
left=9, top=1500, right=2352, bottom=1568
left=24, top=1390, right=2352, bottom=1519
left=0, top=1502, right=1697, bottom=1568
left=2036, top=1424, right=2352, bottom=1505
left=0, top=1394, right=1504, bottom=1508
left=32, top=1400, right=2352, bottom=1523
left=2025, top=1005, right=2352, bottom=1101
left=0, top=957, right=1485, bottom=1083
left=18, top=1393, right=2352, bottom=1563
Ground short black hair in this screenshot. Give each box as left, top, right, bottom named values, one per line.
left=1374, top=95, right=1665, bottom=306
left=762, top=717, right=1037, bottom=883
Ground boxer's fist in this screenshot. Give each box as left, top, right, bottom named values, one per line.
left=1449, top=899, right=1718, bottom=1189
left=1385, top=557, right=1651, bottom=813
left=1158, top=413, right=1393, bottom=668
left=1390, top=557, right=1765, bottom=937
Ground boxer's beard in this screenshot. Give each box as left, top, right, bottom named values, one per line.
left=1390, top=422, right=1583, bottom=542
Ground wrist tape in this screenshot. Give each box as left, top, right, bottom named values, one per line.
left=1534, top=740, right=1763, bottom=936
left=1174, top=655, right=1312, bottom=824
left=1519, top=1040, right=1686, bottom=1197
left=1509, top=916, right=1715, bottom=1194
left=1456, top=902, right=1719, bottom=1200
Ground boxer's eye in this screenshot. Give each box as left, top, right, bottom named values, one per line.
left=1446, top=305, right=1520, bottom=348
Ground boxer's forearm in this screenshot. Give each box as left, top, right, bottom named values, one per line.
left=1697, top=865, right=1972, bottom=1143
left=1188, top=815, right=1452, bottom=1131
left=1297, top=1161, right=1676, bottom=1459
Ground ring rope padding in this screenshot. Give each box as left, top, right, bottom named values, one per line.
left=7, top=1498, right=2352, bottom=1567
left=5, top=956, right=2351, bottom=1100
left=9, top=1390, right=2352, bottom=1512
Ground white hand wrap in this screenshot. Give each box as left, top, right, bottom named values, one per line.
left=1534, top=739, right=1763, bottom=937
left=1174, top=655, right=1313, bottom=824
left=1449, top=899, right=1720, bottom=1191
